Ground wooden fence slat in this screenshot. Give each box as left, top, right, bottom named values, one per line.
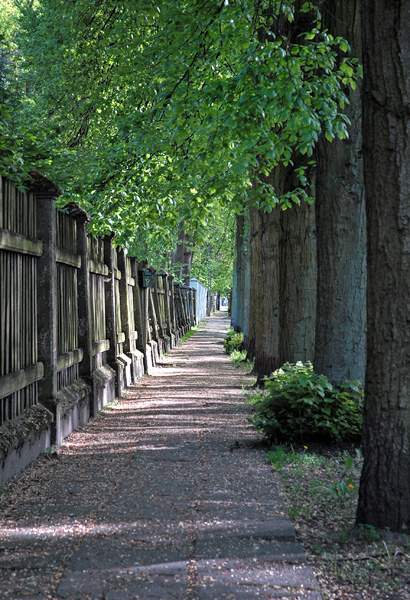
left=56, top=247, right=81, bottom=268
left=0, top=229, right=43, bottom=256
left=0, top=175, right=3, bottom=229
left=5, top=252, right=11, bottom=375
left=32, top=256, right=37, bottom=365
left=0, top=363, right=44, bottom=400
left=0, top=253, right=5, bottom=376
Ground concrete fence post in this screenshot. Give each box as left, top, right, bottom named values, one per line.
left=30, top=172, right=62, bottom=443
left=103, top=234, right=121, bottom=397
left=64, top=203, right=94, bottom=412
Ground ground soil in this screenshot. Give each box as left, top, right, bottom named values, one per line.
left=270, top=440, right=410, bottom=600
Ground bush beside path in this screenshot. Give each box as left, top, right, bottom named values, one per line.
left=0, top=313, right=322, bottom=599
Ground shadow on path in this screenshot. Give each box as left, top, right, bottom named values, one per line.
left=0, top=312, right=322, bottom=599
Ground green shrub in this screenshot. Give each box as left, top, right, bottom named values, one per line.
left=231, top=348, right=248, bottom=364
left=249, top=361, right=363, bottom=443
left=223, top=327, right=244, bottom=354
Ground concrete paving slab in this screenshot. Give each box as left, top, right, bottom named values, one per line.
left=196, top=559, right=323, bottom=599
left=57, top=563, right=188, bottom=600
left=0, top=313, right=322, bottom=599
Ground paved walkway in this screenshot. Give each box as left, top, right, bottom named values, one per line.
left=0, top=313, right=322, bottom=599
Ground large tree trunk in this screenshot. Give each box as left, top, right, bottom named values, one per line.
left=232, top=209, right=251, bottom=338
left=246, top=2, right=317, bottom=377
left=173, top=225, right=194, bottom=285
left=356, top=0, right=410, bottom=531
left=241, top=209, right=251, bottom=345
left=231, top=214, right=244, bottom=331
left=314, top=0, right=366, bottom=386
left=279, top=199, right=316, bottom=365
left=248, top=161, right=316, bottom=378
left=247, top=201, right=280, bottom=378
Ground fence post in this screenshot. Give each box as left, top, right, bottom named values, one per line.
left=133, top=260, right=154, bottom=373
left=168, top=275, right=177, bottom=345
left=154, top=270, right=171, bottom=354
left=103, top=234, right=121, bottom=397
left=64, top=203, right=94, bottom=407
left=87, top=235, right=116, bottom=412
left=164, top=273, right=175, bottom=348
left=117, top=249, right=144, bottom=382
left=192, top=288, right=197, bottom=325
left=148, top=272, right=162, bottom=360
left=117, top=248, right=132, bottom=381
left=30, top=172, right=61, bottom=443
left=113, top=247, right=131, bottom=390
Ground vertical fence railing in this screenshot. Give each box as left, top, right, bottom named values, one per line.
left=154, top=270, right=171, bottom=353
left=148, top=270, right=161, bottom=360
left=120, top=254, right=144, bottom=379
left=113, top=248, right=125, bottom=358
left=88, top=235, right=109, bottom=371
left=133, top=260, right=154, bottom=372
left=173, top=283, right=182, bottom=335
left=56, top=210, right=82, bottom=391
left=126, top=257, right=139, bottom=353
left=0, top=176, right=44, bottom=427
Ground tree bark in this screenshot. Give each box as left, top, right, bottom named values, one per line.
left=314, top=0, right=366, bottom=386
left=231, top=214, right=244, bottom=331
left=279, top=199, right=316, bottom=365
left=247, top=200, right=280, bottom=378
left=232, top=209, right=251, bottom=338
left=241, top=209, right=251, bottom=345
left=356, top=0, right=410, bottom=531
left=173, top=225, right=194, bottom=284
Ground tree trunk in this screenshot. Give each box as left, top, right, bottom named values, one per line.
left=231, top=214, right=244, bottom=331
left=241, top=209, right=251, bottom=345
left=356, top=0, right=410, bottom=531
left=279, top=199, right=316, bottom=365
left=232, top=209, right=251, bottom=338
left=173, top=225, right=194, bottom=284
left=314, top=0, right=366, bottom=386
left=247, top=201, right=280, bottom=378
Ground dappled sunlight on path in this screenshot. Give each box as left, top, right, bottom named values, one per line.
left=0, top=313, right=322, bottom=599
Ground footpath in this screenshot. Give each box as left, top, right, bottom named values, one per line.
left=0, top=313, right=322, bottom=599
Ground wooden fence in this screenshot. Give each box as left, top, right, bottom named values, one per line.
left=0, top=173, right=199, bottom=484
left=0, top=181, right=42, bottom=430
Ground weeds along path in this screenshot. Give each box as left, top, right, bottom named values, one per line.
left=0, top=312, right=322, bottom=599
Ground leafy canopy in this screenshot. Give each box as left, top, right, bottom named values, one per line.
left=10, top=0, right=359, bottom=235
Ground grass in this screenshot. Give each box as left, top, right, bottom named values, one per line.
left=226, top=346, right=255, bottom=372
left=100, top=398, right=120, bottom=410
left=267, top=443, right=410, bottom=599
left=178, top=325, right=199, bottom=345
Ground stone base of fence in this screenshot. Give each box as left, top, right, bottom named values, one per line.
left=116, top=355, right=133, bottom=397
left=114, top=351, right=145, bottom=396
left=92, top=365, right=117, bottom=416
left=141, top=345, right=154, bottom=375
left=53, top=379, right=91, bottom=445
left=130, top=350, right=145, bottom=380
left=0, top=404, right=53, bottom=486
left=149, top=340, right=159, bottom=366
left=157, top=340, right=165, bottom=359
left=162, top=335, right=171, bottom=354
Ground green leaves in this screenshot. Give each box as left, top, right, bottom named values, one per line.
left=10, top=0, right=361, bottom=237
left=223, top=328, right=244, bottom=354
left=250, top=361, right=363, bottom=443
